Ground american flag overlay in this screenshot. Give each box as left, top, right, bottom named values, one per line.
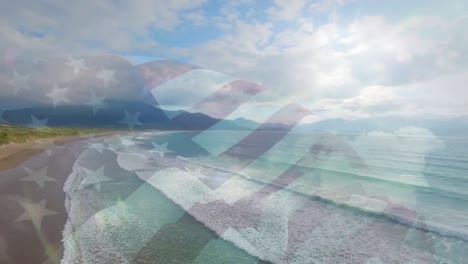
left=0, top=55, right=467, bottom=264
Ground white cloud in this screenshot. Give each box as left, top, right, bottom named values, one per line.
left=268, top=0, right=310, bottom=21
left=1, top=0, right=467, bottom=121
left=302, top=70, right=468, bottom=123
left=184, top=10, right=208, bottom=26
left=0, top=0, right=207, bottom=56
left=188, top=4, right=468, bottom=120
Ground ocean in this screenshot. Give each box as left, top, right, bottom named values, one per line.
left=61, top=129, right=468, bottom=263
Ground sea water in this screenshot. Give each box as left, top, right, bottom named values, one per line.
left=62, top=128, right=468, bottom=263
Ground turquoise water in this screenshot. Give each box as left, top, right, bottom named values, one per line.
left=63, top=130, right=468, bottom=263
left=190, top=131, right=468, bottom=241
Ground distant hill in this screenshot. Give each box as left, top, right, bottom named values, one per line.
left=0, top=99, right=248, bottom=131
left=231, top=117, right=259, bottom=130
left=0, top=97, right=47, bottom=110
left=298, top=117, right=468, bottom=137
left=2, top=97, right=466, bottom=136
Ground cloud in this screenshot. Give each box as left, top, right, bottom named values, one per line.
left=188, top=3, right=468, bottom=120
left=267, top=0, right=310, bottom=21
left=1, top=0, right=467, bottom=121
left=302, top=69, right=468, bottom=123
left=0, top=0, right=207, bottom=56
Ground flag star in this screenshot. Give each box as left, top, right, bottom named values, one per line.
left=46, top=83, right=70, bottom=107
left=151, top=142, right=170, bottom=156
left=15, top=199, right=58, bottom=229
left=32, top=139, right=64, bottom=156
left=22, top=166, right=57, bottom=188
left=79, top=166, right=112, bottom=191
left=86, top=92, right=107, bottom=114
left=66, top=57, right=87, bottom=75
left=8, top=70, right=31, bottom=95
left=119, top=111, right=143, bottom=130
left=28, top=114, right=48, bottom=128
left=97, top=68, right=117, bottom=87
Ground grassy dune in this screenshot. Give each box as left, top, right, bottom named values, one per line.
left=0, top=124, right=108, bottom=145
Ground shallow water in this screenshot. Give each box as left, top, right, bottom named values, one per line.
left=62, top=130, right=468, bottom=263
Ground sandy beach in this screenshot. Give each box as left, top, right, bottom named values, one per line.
left=0, top=132, right=120, bottom=264
left=0, top=132, right=118, bottom=171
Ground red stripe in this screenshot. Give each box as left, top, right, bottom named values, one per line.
left=187, top=80, right=266, bottom=119
left=219, top=103, right=311, bottom=169
left=137, top=60, right=198, bottom=88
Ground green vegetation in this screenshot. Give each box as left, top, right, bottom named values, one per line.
left=0, top=124, right=108, bottom=145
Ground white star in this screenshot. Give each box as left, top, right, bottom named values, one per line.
left=79, top=166, right=112, bottom=191
left=32, top=139, right=64, bottom=156
left=28, top=114, right=48, bottom=128
left=97, top=68, right=117, bottom=88
left=119, top=111, right=143, bottom=130
left=66, top=57, right=87, bottom=75
left=22, top=166, right=57, bottom=188
left=8, top=70, right=30, bottom=95
left=85, top=92, right=107, bottom=114
left=151, top=142, right=170, bottom=156
left=15, top=199, right=58, bottom=229
left=46, top=83, right=70, bottom=107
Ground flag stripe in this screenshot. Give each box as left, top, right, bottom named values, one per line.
left=150, top=68, right=237, bottom=114
left=138, top=59, right=198, bottom=88
left=191, top=91, right=287, bottom=156
left=181, top=80, right=266, bottom=120
left=169, top=80, right=266, bottom=131
left=220, top=104, right=310, bottom=170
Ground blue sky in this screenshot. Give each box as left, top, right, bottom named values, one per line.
left=145, top=0, right=468, bottom=56
left=1, top=0, right=468, bottom=122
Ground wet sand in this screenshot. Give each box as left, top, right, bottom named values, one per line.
left=0, top=132, right=118, bottom=171
left=0, top=132, right=120, bottom=264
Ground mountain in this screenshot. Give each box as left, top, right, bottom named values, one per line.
left=4, top=97, right=465, bottom=137
left=0, top=97, right=47, bottom=110
left=230, top=117, right=259, bottom=129
left=0, top=99, right=249, bottom=131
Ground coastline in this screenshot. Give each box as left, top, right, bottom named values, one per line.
left=0, top=131, right=120, bottom=172
left=0, top=130, right=127, bottom=264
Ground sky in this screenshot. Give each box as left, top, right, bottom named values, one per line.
left=1, top=0, right=468, bottom=123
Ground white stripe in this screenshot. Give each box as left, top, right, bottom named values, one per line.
left=190, top=126, right=319, bottom=205
left=120, top=55, right=165, bottom=66
left=239, top=125, right=321, bottom=182
left=150, top=68, right=236, bottom=115
left=235, top=190, right=308, bottom=263
left=146, top=167, right=219, bottom=210
left=62, top=169, right=186, bottom=263
left=290, top=206, right=373, bottom=264
left=192, top=92, right=284, bottom=156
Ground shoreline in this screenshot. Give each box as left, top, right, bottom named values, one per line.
left=0, top=131, right=120, bottom=171
left=0, top=130, right=129, bottom=263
